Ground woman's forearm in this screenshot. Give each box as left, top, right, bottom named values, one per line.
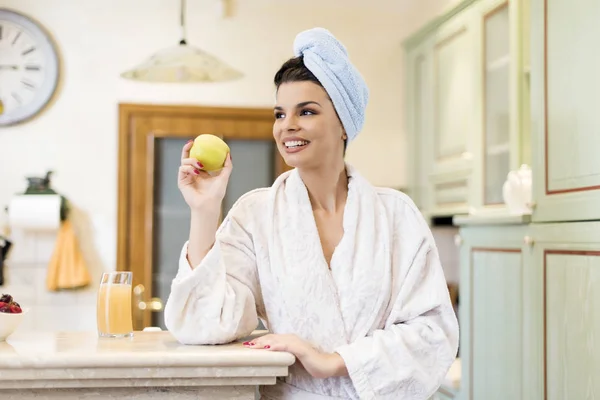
left=187, top=203, right=222, bottom=269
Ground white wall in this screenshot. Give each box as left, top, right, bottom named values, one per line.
left=0, top=0, right=453, bottom=330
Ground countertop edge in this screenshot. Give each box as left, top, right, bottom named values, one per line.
left=0, top=330, right=296, bottom=369
left=0, top=352, right=297, bottom=369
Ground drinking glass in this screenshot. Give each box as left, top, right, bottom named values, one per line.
left=97, top=271, right=133, bottom=338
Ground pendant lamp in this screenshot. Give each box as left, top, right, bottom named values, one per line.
left=120, top=0, right=243, bottom=83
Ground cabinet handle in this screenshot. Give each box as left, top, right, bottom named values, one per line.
left=524, top=236, right=534, bottom=246
left=454, top=234, right=463, bottom=246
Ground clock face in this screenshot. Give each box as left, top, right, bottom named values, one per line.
left=0, top=9, right=59, bottom=126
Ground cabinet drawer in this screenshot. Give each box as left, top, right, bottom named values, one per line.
left=429, top=169, right=471, bottom=216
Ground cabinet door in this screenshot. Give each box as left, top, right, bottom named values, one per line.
left=531, top=0, right=600, bottom=222
left=429, top=7, right=477, bottom=216
left=433, top=8, right=475, bottom=174
left=405, top=39, right=434, bottom=212
left=527, top=222, right=600, bottom=400
left=469, top=0, right=530, bottom=215
left=458, top=224, right=529, bottom=400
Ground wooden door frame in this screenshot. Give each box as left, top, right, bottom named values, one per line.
left=117, top=102, right=290, bottom=329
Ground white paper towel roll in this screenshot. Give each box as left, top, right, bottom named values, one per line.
left=8, top=194, right=62, bottom=231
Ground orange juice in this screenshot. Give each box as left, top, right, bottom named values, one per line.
left=97, top=283, right=133, bottom=337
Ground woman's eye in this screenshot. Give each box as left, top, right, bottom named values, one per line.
left=301, top=109, right=315, bottom=116
left=275, top=112, right=285, bottom=119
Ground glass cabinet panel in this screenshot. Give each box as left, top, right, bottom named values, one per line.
left=483, top=4, right=510, bottom=205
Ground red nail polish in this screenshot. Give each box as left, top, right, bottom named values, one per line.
left=194, top=169, right=200, bottom=175
left=197, top=162, right=203, bottom=168
left=264, top=345, right=270, bottom=349
left=243, top=341, right=250, bottom=345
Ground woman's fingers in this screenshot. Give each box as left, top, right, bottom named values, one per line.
left=219, top=153, right=233, bottom=181
left=243, top=339, right=271, bottom=350
left=182, top=157, right=204, bottom=169
left=242, top=334, right=285, bottom=351
left=181, top=140, right=194, bottom=161
left=179, top=165, right=213, bottom=182
left=178, top=165, right=200, bottom=179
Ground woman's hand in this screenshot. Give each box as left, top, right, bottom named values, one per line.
left=178, top=139, right=233, bottom=211
left=243, top=334, right=348, bottom=379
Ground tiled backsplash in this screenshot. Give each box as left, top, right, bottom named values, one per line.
left=1, top=229, right=99, bottom=333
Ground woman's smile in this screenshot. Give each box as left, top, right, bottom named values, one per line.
left=283, top=136, right=311, bottom=153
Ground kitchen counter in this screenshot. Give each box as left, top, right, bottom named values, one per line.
left=0, top=330, right=295, bottom=399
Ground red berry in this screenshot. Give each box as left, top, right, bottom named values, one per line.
left=0, top=306, right=9, bottom=313
left=0, top=302, right=6, bottom=308
left=9, top=305, right=21, bottom=314
left=0, top=294, right=12, bottom=303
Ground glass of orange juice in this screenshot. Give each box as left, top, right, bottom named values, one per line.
left=97, top=272, right=133, bottom=338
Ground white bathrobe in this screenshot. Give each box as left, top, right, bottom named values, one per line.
left=164, top=165, right=459, bottom=400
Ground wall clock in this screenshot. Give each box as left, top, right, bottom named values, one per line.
left=0, top=8, right=59, bottom=126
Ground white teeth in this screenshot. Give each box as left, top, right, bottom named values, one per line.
left=284, top=140, right=309, bottom=148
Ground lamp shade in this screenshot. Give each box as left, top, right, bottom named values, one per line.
left=120, top=43, right=244, bottom=83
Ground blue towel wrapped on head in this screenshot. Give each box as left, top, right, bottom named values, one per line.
left=293, top=27, right=369, bottom=142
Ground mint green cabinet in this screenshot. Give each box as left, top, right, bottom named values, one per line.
left=525, top=221, right=600, bottom=400
left=405, top=0, right=531, bottom=220
left=455, top=219, right=600, bottom=399
left=468, top=0, right=531, bottom=215
left=530, top=0, right=600, bottom=222
left=405, top=2, right=476, bottom=217
left=405, top=37, right=434, bottom=212
left=456, top=222, right=529, bottom=400
left=431, top=390, right=457, bottom=400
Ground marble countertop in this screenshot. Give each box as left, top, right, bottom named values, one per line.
left=0, top=331, right=295, bottom=394
left=0, top=330, right=295, bottom=369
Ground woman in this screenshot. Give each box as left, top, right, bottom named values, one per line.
left=165, top=27, right=459, bottom=399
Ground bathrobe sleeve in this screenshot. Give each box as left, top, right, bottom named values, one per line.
left=334, top=196, right=460, bottom=400
left=163, top=196, right=262, bottom=345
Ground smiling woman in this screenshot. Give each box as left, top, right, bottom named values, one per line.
left=164, top=27, right=459, bottom=400
left=274, top=56, right=350, bottom=158
left=273, top=81, right=346, bottom=170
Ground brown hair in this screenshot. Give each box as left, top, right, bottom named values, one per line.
left=274, top=56, right=322, bottom=90
left=274, top=56, right=348, bottom=154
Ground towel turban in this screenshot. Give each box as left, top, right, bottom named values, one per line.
left=293, top=27, right=369, bottom=142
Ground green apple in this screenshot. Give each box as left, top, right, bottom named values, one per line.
left=189, top=134, right=230, bottom=172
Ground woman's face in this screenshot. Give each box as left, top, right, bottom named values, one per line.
left=273, top=81, right=345, bottom=170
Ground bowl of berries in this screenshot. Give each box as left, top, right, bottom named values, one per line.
left=0, top=293, right=27, bottom=341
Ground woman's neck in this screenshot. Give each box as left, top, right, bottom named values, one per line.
left=298, top=162, right=348, bottom=213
